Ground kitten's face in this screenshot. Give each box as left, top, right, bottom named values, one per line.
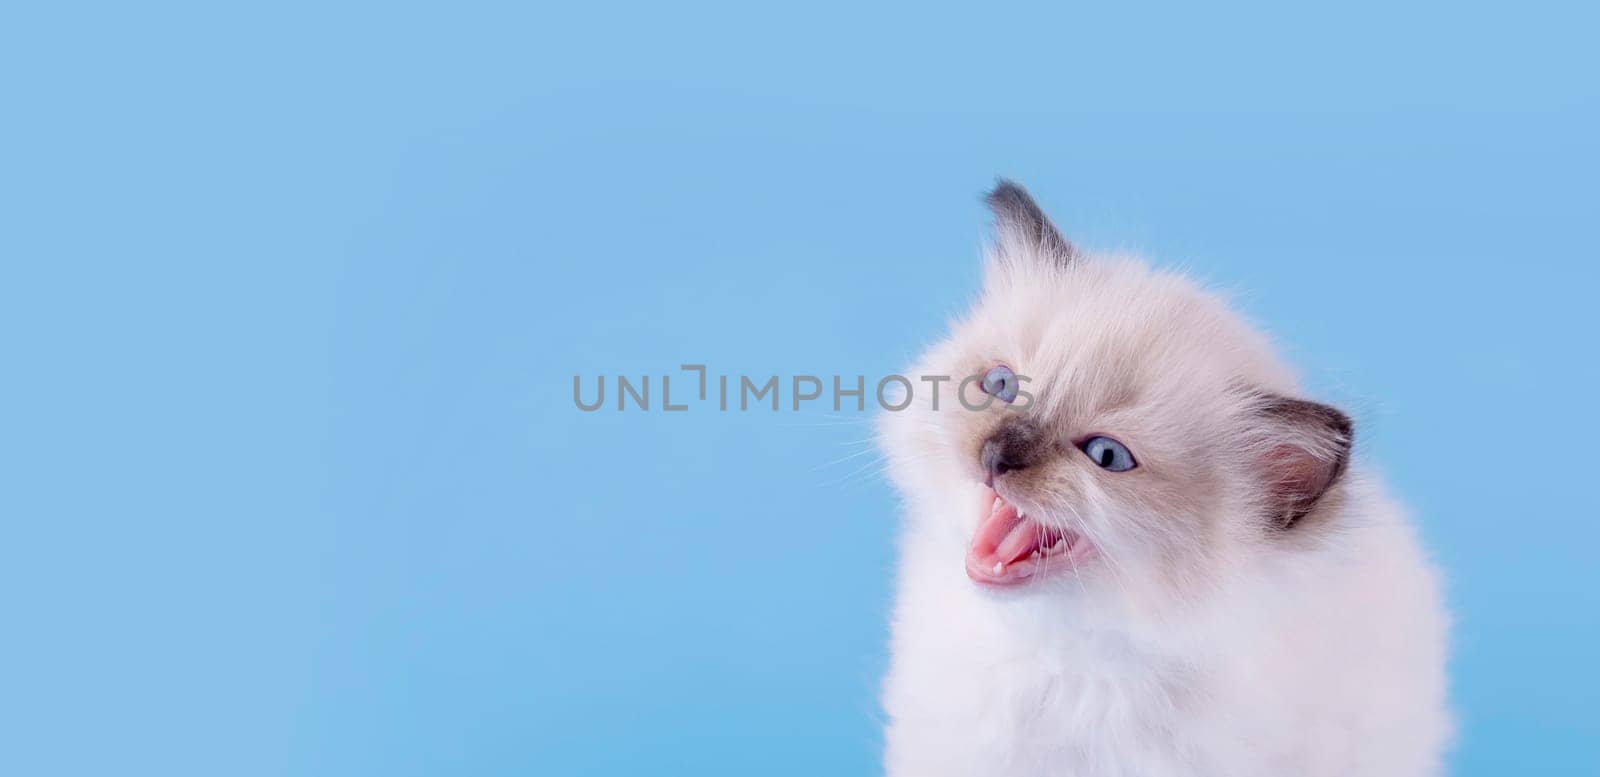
left=883, top=183, right=1353, bottom=607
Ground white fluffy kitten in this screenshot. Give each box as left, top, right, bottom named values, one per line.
left=880, top=182, right=1450, bottom=777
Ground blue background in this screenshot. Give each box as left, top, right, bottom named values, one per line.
left=3, top=2, right=1597, bottom=775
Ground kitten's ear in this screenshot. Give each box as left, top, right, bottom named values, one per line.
left=1247, top=395, right=1354, bottom=529
left=986, top=179, right=1078, bottom=265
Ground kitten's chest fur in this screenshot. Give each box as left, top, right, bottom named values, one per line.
left=883, top=544, right=1244, bottom=776
left=880, top=521, right=1445, bottom=777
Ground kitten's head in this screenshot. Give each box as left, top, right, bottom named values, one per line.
left=883, top=181, right=1353, bottom=608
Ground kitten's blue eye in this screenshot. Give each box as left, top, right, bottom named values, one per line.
left=980, top=364, right=1018, bottom=403
left=1081, top=436, right=1137, bottom=472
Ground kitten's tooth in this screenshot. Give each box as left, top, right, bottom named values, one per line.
left=1048, top=537, right=1068, bottom=555
left=991, top=497, right=1002, bottom=515
left=1018, top=509, right=1027, bottom=520
left=993, top=561, right=1005, bottom=575
left=1029, top=550, right=1041, bottom=561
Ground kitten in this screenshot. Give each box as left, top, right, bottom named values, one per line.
left=879, top=182, right=1450, bottom=777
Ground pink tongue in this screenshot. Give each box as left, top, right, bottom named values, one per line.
left=965, top=493, right=1047, bottom=585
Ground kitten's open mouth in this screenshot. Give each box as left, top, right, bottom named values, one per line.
left=966, top=487, right=1093, bottom=586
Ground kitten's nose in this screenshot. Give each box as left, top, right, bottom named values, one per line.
left=981, top=423, right=1038, bottom=486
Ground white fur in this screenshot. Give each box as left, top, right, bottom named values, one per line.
left=880, top=229, right=1450, bottom=776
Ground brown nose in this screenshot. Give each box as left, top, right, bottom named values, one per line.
left=981, top=421, right=1041, bottom=486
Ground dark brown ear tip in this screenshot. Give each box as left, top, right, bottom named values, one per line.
left=984, top=180, right=1047, bottom=230
left=1322, top=406, right=1354, bottom=444
left=985, top=179, right=1034, bottom=211
left=982, top=178, right=1076, bottom=262
left=1259, top=396, right=1354, bottom=441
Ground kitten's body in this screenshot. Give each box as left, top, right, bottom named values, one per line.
left=880, top=184, right=1449, bottom=777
